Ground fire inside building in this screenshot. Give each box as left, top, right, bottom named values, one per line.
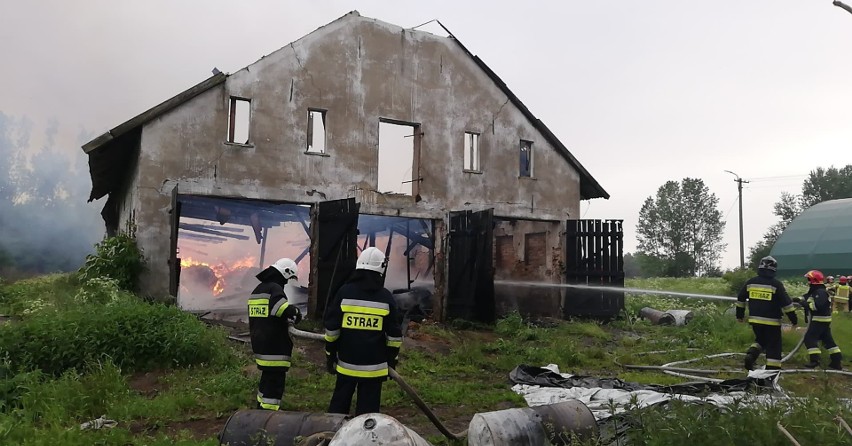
left=82, top=12, right=624, bottom=324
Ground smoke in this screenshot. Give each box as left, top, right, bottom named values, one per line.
left=0, top=111, right=103, bottom=277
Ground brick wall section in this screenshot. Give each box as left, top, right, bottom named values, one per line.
left=492, top=219, right=563, bottom=318
left=524, top=232, right=547, bottom=267
left=495, top=235, right=514, bottom=269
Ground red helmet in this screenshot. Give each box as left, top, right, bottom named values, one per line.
left=805, top=270, right=825, bottom=285
left=841, top=276, right=849, bottom=285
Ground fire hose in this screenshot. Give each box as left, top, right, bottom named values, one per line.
left=288, top=326, right=468, bottom=441
left=614, top=322, right=852, bottom=382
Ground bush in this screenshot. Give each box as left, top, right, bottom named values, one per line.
left=78, top=233, right=145, bottom=292
left=0, top=297, right=231, bottom=375
left=722, top=267, right=752, bottom=295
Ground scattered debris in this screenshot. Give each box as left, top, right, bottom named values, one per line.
left=80, top=415, right=118, bottom=430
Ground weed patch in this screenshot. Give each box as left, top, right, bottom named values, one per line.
left=78, top=232, right=145, bottom=292
left=0, top=296, right=232, bottom=375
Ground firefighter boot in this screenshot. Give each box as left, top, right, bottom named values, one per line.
left=829, top=353, right=843, bottom=371
left=804, top=354, right=821, bottom=369
left=744, top=347, right=760, bottom=371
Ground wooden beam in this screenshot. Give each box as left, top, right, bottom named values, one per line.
left=179, top=223, right=251, bottom=240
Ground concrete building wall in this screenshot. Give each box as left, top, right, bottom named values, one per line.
left=130, top=13, right=582, bottom=299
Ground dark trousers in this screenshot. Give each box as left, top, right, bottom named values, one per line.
left=750, top=324, right=782, bottom=369
left=804, top=321, right=839, bottom=353
left=257, top=369, right=287, bottom=410
left=327, top=374, right=383, bottom=415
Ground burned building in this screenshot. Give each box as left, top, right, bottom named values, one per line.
left=82, top=12, right=623, bottom=323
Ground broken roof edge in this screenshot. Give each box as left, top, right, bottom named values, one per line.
left=434, top=20, right=610, bottom=200
left=81, top=72, right=227, bottom=154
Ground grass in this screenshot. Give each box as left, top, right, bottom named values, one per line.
left=1, top=275, right=851, bottom=445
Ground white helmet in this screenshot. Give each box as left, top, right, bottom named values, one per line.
left=356, top=247, right=387, bottom=273
left=271, top=258, right=298, bottom=281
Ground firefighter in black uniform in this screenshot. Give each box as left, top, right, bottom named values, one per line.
left=801, top=270, right=843, bottom=370
left=248, top=258, right=302, bottom=410
left=736, top=256, right=798, bottom=370
left=324, top=247, right=403, bottom=415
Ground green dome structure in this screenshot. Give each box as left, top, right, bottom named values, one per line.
left=770, top=198, right=852, bottom=278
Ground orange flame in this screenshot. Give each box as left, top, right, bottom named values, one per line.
left=180, top=255, right=257, bottom=296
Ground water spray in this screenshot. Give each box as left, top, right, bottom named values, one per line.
left=494, top=280, right=737, bottom=302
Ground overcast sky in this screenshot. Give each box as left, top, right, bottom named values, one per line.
left=3, top=0, right=852, bottom=270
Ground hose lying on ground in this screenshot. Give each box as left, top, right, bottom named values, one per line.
left=288, top=326, right=468, bottom=441
left=615, top=323, right=852, bottom=381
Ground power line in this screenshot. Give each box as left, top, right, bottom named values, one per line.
left=724, top=194, right=739, bottom=220
left=747, top=174, right=807, bottom=182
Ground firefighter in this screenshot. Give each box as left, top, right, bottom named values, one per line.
left=802, top=270, right=843, bottom=370
left=324, top=247, right=403, bottom=416
left=826, top=276, right=837, bottom=297
left=248, top=258, right=303, bottom=410
left=834, top=276, right=850, bottom=313
left=736, top=256, right=798, bottom=370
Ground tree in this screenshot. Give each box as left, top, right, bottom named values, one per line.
left=747, top=166, right=851, bottom=265
left=801, top=165, right=852, bottom=208
left=636, top=178, right=726, bottom=277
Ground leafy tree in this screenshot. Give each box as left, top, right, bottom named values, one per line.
left=748, top=166, right=851, bottom=264
left=636, top=178, right=726, bottom=277
left=801, top=165, right=852, bottom=208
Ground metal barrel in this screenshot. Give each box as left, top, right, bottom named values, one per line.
left=218, top=410, right=349, bottom=446
left=639, top=307, right=675, bottom=325
left=665, top=309, right=694, bottom=326
left=328, top=413, right=433, bottom=446
left=467, top=400, right=597, bottom=446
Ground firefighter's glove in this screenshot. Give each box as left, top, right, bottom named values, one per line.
left=388, top=357, right=398, bottom=370
left=326, top=356, right=336, bottom=375
left=788, top=312, right=799, bottom=326
left=290, top=307, right=302, bottom=325
left=792, top=296, right=803, bottom=304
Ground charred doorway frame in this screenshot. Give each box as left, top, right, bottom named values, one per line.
left=445, top=209, right=495, bottom=323
left=168, top=192, right=312, bottom=301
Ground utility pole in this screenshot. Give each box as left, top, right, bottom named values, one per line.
left=725, top=170, right=749, bottom=269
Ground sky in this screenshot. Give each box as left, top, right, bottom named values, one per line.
left=3, top=0, right=852, bottom=271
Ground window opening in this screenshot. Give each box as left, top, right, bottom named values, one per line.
left=228, top=97, right=251, bottom=144
left=307, top=110, right=327, bottom=154
left=378, top=121, right=416, bottom=195
left=519, top=140, right=533, bottom=177
left=464, top=132, right=480, bottom=172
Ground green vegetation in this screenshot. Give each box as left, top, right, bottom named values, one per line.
left=78, top=232, right=146, bottom=292
left=0, top=275, right=850, bottom=445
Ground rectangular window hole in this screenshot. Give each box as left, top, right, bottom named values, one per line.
left=228, top=97, right=251, bottom=144
left=519, top=140, right=533, bottom=177
left=464, top=132, right=480, bottom=172
left=378, top=121, right=416, bottom=195
left=307, top=109, right=327, bottom=154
